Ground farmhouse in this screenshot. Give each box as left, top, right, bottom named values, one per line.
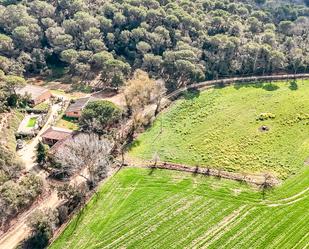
left=16, top=84, right=51, bottom=106
left=41, top=126, right=73, bottom=146
left=65, top=96, right=97, bottom=118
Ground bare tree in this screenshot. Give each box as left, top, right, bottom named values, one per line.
left=51, top=133, right=113, bottom=186
left=124, top=70, right=166, bottom=115
left=123, top=70, right=166, bottom=141
left=260, top=173, right=273, bottom=199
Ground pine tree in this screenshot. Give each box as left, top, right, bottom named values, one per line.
left=37, top=141, right=47, bottom=165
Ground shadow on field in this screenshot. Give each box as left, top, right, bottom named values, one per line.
left=289, top=80, right=298, bottom=91
left=234, top=81, right=280, bottom=91
left=262, top=83, right=279, bottom=91
left=183, top=88, right=200, bottom=100
left=148, top=166, right=157, bottom=175
left=128, top=140, right=141, bottom=150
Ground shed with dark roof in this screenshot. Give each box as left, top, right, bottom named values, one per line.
left=65, top=97, right=98, bottom=118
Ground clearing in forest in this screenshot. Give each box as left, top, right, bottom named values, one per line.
left=50, top=167, right=309, bottom=249
left=129, top=80, right=309, bottom=179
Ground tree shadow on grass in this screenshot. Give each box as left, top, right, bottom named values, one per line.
left=289, top=80, right=298, bottom=91
left=262, top=83, right=279, bottom=91
left=213, top=82, right=226, bottom=89
left=234, top=81, right=279, bottom=91
left=182, top=88, right=200, bottom=100
left=148, top=166, right=157, bottom=175
left=127, top=140, right=141, bottom=151
left=234, top=81, right=264, bottom=90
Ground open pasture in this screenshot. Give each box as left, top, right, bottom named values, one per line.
left=50, top=167, right=309, bottom=249
left=130, top=80, right=309, bottom=179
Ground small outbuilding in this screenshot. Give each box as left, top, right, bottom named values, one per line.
left=41, top=126, right=73, bottom=146
left=65, top=97, right=97, bottom=118
left=16, top=84, right=51, bottom=106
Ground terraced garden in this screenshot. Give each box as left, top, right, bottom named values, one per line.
left=50, top=167, right=309, bottom=249
left=130, top=80, right=309, bottom=179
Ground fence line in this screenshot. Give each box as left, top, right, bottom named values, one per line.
left=166, top=73, right=309, bottom=99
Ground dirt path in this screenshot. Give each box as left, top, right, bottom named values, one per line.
left=0, top=103, right=63, bottom=248
left=265, top=187, right=309, bottom=207
left=0, top=191, right=60, bottom=249
left=18, top=103, right=62, bottom=171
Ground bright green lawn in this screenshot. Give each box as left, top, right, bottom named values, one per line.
left=130, top=80, right=309, bottom=179
left=56, top=116, right=79, bottom=130
left=26, top=117, right=37, bottom=127
left=50, top=167, right=309, bottom=249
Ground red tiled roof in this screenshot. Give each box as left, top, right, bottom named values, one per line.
left=41, top=126, right=73, bottom=141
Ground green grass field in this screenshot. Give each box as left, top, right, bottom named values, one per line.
left=130, top=80, right=309, bottom=179
left=50, top=167, right=309, bottom=249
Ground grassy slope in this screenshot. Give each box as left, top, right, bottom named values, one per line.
left=50, top=167, right=309, bottom=249
left=130, top=80, right=309, bottom=179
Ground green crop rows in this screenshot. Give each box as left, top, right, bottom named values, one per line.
left=50, top=167, right=309, bottom=249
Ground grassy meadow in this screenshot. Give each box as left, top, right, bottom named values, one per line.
left=50, top=167, right=309, bottom=249
left=130, top=80, right=309, bottom=179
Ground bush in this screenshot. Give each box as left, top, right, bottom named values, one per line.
left=257, top=112, right=276, bottom=121
left=79, top=100, right=122, bottom=134
left=26, top=208, right=58, bottom=249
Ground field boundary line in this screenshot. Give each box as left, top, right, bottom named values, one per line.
left=124, top=161, right=279, bottom=186
left=165, top=73, right=309, bottom=101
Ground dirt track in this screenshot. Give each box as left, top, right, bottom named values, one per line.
left=0, top=103, right=63, bottom=249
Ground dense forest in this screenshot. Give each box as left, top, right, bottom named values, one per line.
left=0, top=0, right=309, bottom=91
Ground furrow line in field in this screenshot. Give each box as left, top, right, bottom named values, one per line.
left=266, top=187, right=309, bottom=206
left=66, top=181, right=126, bottom=249
left=232, top=207, right=287, bottom=248
left=161, top=201, right=231, bottom=249
left=96, top=194, right=189, bottom=247
left=94, top=193, right=185, bottom=243
left=173, top=203, right=238, bottom=248
left=145, top=198, right=218, bottom=248
left=216, top=208, right=269, bottom=249
left=107, top=195, right=203, bottom=248
left=82, top=181, right=141, bottom=248
left=271, top=211, right=309, bottom=249
left=290, top=230, right=309, bottom=249
left=198, top=206, right=254, bottom=248
left=248, top=206, right=302, bottom=248
left=189, top=205, right=249, bottom=248
left=91, top=192, right=170, bottom=238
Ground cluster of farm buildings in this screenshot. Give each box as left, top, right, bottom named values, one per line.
left=17, top=84, right=96, bottom=148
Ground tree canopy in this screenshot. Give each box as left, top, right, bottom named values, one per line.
left=0, top=0, right=308, bottom=91
left=79, top=100, right=122, bottom=134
